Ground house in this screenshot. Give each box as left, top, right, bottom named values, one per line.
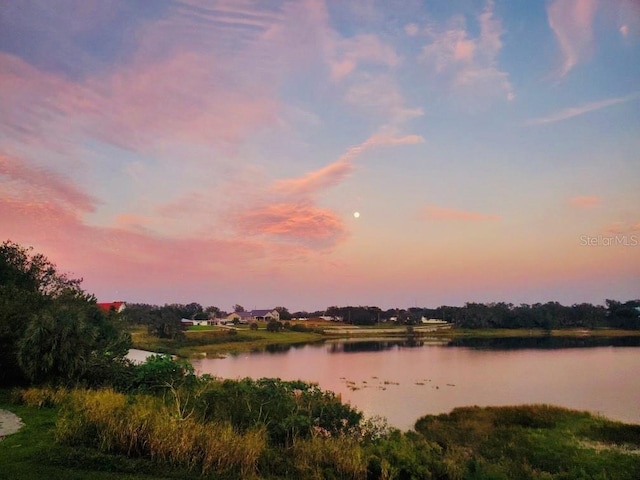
left=420, top=317, right=448, bottom=325
left=181, top=318, right=210, bottom=327
left=226, top=311, right=254, bottom=324
left=251, top=309, right=280, bottom=321
left=226, top=309, right=280, bottom=323
left=97, top=301, right=126, bottom=314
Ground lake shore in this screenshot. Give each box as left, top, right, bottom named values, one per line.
left=130, top=323, right=640, bottom=358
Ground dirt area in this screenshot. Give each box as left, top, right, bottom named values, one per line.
left=0, top=409, right=24, bottom=440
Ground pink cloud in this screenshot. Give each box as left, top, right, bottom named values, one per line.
left=0, top=47, right=279, bottom=154
left=569, top=195, right=601, bottom=208
left=330, top=33, right=400, bottom=80
left=0, top=186, right=265, bottom=290
left=420, top=0, right=514, bottom=102
left=404, top=23, right=419, bottom=37
left=87, top=51, right=279, bottom=150
left=0, top=153, right=97, bottom=213
left=547, top=0, right=598, bottom=77
left=236, top=202, right=347, bottom=248
left=343, top=73, right=424, bottom=122
left=528, top=93, right=640, bottom=125
left=422, top=205, right=500, bottom=222
left=274, top=160, right=354, bottom=197
left=274, top=130, right=424, bottom=197
left=604, top=222, right=640, bottom=234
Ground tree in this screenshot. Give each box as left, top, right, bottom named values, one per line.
left=180, top=302, right=203, bottom=319
left=147, top=305, right=184, bottom=340
left=274, top=306, right=292, bottom=320
left=0, top=240, right=130, bottom=385
left=266, top=320, right=284, bottom=332
left=205, top=305, right=221, bottom=317
left=234, top=304, right=245, bottom=312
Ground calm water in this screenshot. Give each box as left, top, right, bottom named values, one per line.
left=191, top=337, right=640, bottom=430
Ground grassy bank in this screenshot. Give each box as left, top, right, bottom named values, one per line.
left=130, top=325, right=323, bottom=358
left=130, top=323, right=640, bottom=358
left=2, top=387, right=640, bottom=479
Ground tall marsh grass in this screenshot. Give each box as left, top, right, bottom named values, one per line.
left=55, top=388, right=266, bottom=477
left=291, top=434, right=367, bottom=479
left=13, top=386, right=69, bottom=407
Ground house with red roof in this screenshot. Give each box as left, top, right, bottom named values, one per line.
left=97, top=301, right=126, bottom=314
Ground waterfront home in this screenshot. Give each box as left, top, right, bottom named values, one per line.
left=226, top=309, right=280, bottom=323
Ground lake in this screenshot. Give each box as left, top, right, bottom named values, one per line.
left=190, top=336, right=640, bottom=431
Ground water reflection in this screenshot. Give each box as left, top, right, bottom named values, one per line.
left=328, top=338, right=427, bottom=353
left=256, top=335, right=640, bottom=355
left=448, top=335, right=640, bottom=350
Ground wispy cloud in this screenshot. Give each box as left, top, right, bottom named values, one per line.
left=330, top=33, right=400, bottom=80
left=274, top=160, right=354, bottom=197
left=547, top=0, right=598, bottom=77
left=0, top=153, right=97, bottom=213
left=528, top=93, right=640, bottom=125
left=422, top=205, right=499, bottom=222
left=419, top=0, right=514, bottom=102
left=569, top=195, right=601, bottom=209
left=274, top=130, right=424, bottom=197
left=604, top=221, right=640, bottom=234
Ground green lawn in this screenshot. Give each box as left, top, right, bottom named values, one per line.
left=130, top=325, right=323, bottom=357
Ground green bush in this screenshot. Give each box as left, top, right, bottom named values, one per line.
left=130, top=354, right=196, bottom=393
left=266, top=320, right=283, bottom=332
left=195, top=378, right=363, bottom=447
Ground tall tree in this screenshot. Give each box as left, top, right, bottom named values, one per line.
left=0, top=240, right=130, bottom=386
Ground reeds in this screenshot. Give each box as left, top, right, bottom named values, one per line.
left=55, top=388, right=266, bottom=477
left=13, top=386, right=68, bottom=407
left=290, top=434, right=367, bottom=479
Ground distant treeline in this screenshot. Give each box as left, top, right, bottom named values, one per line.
left=321, top=300, right=640, bottom=329
left=126, top=300, right=640, bottom=331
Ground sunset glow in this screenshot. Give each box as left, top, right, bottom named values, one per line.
left=1, top=0, right=639, bottom=310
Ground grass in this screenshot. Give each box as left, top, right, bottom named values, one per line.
left=130, top=325, right=323, bottom=357
left=0, top=390, right=180, bottom=480
left=414, top=405, right=640, bottom=480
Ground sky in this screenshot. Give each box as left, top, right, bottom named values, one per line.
left=1, top=0, right=639, bottom=312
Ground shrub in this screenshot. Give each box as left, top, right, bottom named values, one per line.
left=291, top=435, right=367, bottom=479
left=196, top=378, right=363, bottom=446
left=290, top=323, right=312, bottom=333
left=266, top=320, right=283, bottom=332
left=131, top=354, right=196, bottom=393
left=14, top=386, right=68, bottom=408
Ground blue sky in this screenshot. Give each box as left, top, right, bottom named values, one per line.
left=1, top=0, right=639, bottom=311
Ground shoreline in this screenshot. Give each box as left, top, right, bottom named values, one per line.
left=130, top=325, right=640, bottom=358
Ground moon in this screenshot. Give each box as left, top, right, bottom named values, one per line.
left=353, top=211, right=360, bottom=218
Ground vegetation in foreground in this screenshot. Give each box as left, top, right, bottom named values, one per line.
left=2, top=378, right=640, bottom=480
